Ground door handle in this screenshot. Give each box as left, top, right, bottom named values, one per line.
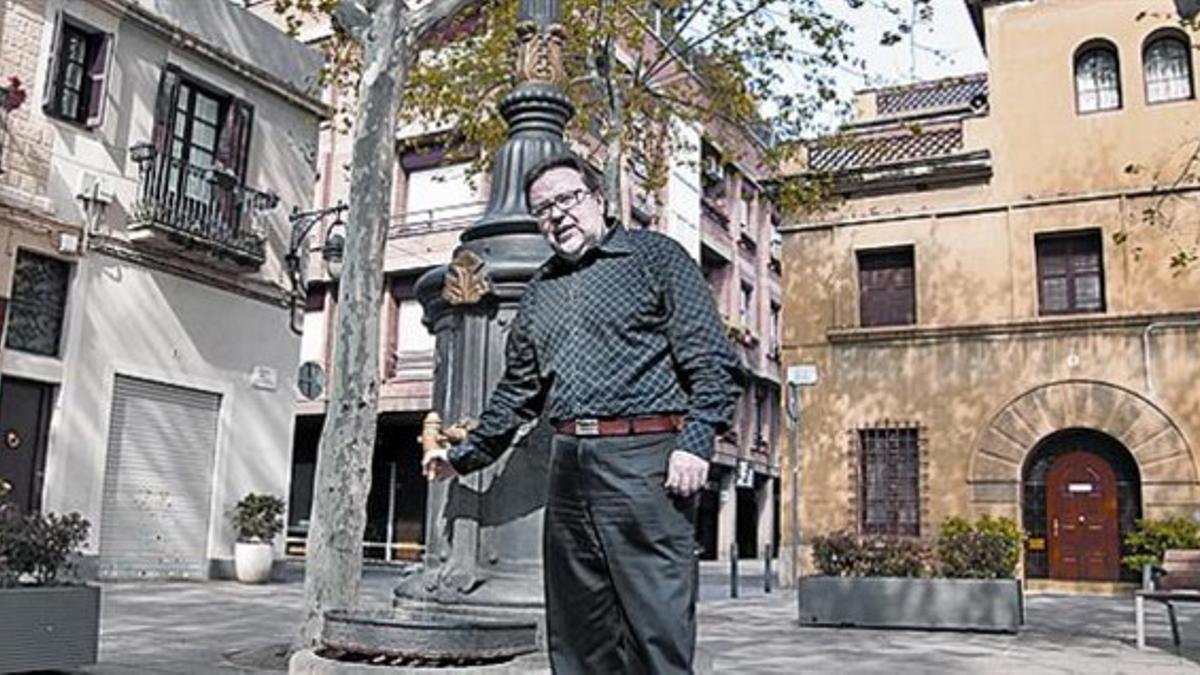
left=1052, top=518, right=1059, bottom=538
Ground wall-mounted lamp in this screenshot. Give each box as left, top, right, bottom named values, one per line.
left=286, top=200, right=350, bottom=335
left=129, top=141, right=157, bottom=164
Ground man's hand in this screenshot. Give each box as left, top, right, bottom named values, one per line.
left=422, top=447, right=459, bottom=482
left=664, top=450, right=709, bottom=497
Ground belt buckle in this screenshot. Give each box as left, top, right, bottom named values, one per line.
left=575, top=418, right=600, bottom=436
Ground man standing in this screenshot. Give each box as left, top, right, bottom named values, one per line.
left=424, top=152, right=741, bottom=674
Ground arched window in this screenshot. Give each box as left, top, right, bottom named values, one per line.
left=1075, top=42, right=1122, bottom=113
left=1144, top=33, right=1194, bottom=103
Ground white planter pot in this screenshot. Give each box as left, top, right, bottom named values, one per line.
left=234, top=541, right=274, bottom=583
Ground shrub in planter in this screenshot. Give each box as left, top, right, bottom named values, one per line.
left=232, top=493, right=286, bottom=542
left=1121, top=517, right=1200, bottom=573
left=936, top=515, right=1022, bottom=579
left=231, top=493, right=285, bottom=583
left=0, top=504, right=90, bottom=586
left=811, top=530, right=931, bottom=577
left=0, top=503, right=99, bottom=672
left=803, top=522, right=1023, bottom=632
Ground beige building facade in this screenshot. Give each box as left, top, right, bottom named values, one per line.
left=780, top=0, right=1200, bottom=587
left=0, top=0, right=324, bottom=579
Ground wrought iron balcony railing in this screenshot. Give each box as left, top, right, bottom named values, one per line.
left=128, top=149, right=278, bottom=269
left=388, top=201, right=485, bottom=238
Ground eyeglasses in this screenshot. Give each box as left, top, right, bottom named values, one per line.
left=530, top=188, right=592, bottom=220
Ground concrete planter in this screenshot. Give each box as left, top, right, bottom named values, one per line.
left=235, top=541, right=274, bottom=583
left=0, top=584, right=100, bottom=672
left=798, top=576, right=1023, bottom=633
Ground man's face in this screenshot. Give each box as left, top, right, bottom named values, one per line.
left=529, top=166, right=607, bottom=262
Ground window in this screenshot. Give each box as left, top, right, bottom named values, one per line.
left=1036, top=230, right=1106, bottom=315
left=739, top=282, right=754, bottom=325
left=1144, top=33, right=1194, bottom=103
left=391, top=280, right=435, bottom=377
left=769, top=302, right=781, bottom=355
left=5, top=251, right=71, bottom=357
left=857, top=246, right=915, bottom=327
left=1075, top=42, right=1122, bottom=113
left=859, top=426, right=920, bottom=537
left=754, top=387, right=767, bottom=444
left=299, top=287, right=326, bottom=365
left=43, top=15, right=111, bottom=126
left=150, top=68, right=253, bottom=201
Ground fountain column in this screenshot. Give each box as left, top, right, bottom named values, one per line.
left=397, top=0, right=573, bottom=612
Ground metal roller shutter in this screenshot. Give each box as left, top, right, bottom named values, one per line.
left=98, top=375, right=221, bottom=579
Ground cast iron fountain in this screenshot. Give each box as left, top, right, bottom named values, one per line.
left=296, top=0, right=571, bottom=669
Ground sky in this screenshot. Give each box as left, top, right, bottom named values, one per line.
left=837, top=0, right=987, bottom=89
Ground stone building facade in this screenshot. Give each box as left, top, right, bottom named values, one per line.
left=779, top=0, right=1200, bottom=589
left=0, top=0, right=324, bottom=579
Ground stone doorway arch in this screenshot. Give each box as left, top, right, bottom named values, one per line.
left=968, top=380, right=1196, bottom=515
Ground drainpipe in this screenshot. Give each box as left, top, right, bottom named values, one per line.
left=1142, top=319, right=1200, bottom=396
left=786, top=383, right=802, bottom=587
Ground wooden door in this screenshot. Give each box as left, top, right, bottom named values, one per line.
left=0, top=377, right=54, bottom=514
left=1047, top=450, right=1119, bottom=581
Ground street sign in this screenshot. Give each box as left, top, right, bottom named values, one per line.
left=787, top=364, right=818, bottom=386
left=735, top=460, right=755, bottom=488
left=297, top=361, right=325, bottom=400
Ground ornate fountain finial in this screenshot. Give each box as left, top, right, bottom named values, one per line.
left=514, top=21, right=567, bottom=86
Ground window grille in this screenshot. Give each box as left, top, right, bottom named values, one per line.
left=5, top=251, right=71, bottom=357
left=859, top=426, right=920, bottom=537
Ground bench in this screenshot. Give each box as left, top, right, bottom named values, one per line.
left=1136, top=549, right=1200, bottom=650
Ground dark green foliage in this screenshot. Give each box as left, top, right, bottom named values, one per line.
left=231, top=493, right=286, bottom=543
left=811, top=530, right=931, bottom=577
left=936, top=515, right=1022, bottom=579
left=1122, top=517, right=1200, bottom=573
left=0, top=505, right=91, bottom=587
left=812, top=515, right=1023, bottom=579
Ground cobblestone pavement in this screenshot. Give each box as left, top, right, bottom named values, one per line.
left=72, top=567, right=1200, bottom=674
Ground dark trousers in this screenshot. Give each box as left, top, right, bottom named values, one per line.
left=544, top=432, right=698, bottom=675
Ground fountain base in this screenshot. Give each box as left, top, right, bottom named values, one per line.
left=288, top=603, right=542, bottom=674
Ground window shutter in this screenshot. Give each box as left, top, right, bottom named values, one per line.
left=85, top=34, right=112, bottom=128
left=216, top=99, right=254, bottom=179
left=151, top=67, right=181, bottom=158
left=41, top=12, right=64, bottom=113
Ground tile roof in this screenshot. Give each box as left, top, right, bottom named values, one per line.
left=875, top=74, right=988, bottom=116
left=808, top=127, right=963, bottom=173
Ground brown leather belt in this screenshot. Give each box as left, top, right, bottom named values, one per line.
left=556, top=414, right=685, bottom=437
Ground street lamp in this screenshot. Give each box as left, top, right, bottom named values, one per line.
left=128, top=141, right=157, bottom=164
left=286, top=200, right=349, bottom=335
left=322, top=212, right=347, bottom=279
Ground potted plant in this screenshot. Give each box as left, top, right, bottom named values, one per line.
left=231, top=492, right=285, bottom=583
left=0, top=498, right=99, bottom=672
left=799, top=515, right=1024, bottom=633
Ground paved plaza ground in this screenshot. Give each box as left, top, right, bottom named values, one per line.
left=73, top=563, right=1200, bottom=674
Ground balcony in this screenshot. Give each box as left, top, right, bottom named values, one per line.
left=389, top=200, right=485, bottom=237
left=128, top=150, right=278, bottom=270
left=700, top=196, right=728, bottom=231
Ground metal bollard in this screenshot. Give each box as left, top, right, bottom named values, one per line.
left=763, top=544, right=772, bottom=593
left=730, top=543, right=739, bottom=598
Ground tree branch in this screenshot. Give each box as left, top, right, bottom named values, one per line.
left=643, top=0, right=779, bottom=83
left=332, top=0, right=373, bottom=44
left=638, top=0, right=716, bottom=75
left=410, top=0, right=479, bottom=40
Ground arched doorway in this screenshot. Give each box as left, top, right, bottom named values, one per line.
left=1022, top=429, right=1141, bottom=582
